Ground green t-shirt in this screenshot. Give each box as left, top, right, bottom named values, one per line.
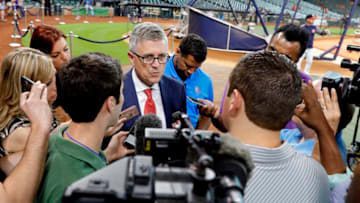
left=36, top=126, right=107, bottom=203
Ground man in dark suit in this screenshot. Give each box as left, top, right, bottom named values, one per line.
left=121, top=22, right=186, bottom=130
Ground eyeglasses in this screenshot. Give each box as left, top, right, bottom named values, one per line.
left=131, top=51, right=169, bottom=64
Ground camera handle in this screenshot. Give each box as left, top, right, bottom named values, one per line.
left=351, top=108, right=360, bottom=152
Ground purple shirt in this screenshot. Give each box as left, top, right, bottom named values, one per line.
left=330, top=178, right=351, bottom=203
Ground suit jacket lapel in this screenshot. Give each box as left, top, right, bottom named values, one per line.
left=123, top=68, right=141, bottom=122
left=159, top=77, right=170, bottom=128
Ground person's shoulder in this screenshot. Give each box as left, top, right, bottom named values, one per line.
left=38, top=157, right=87, bottom=203
left=124, top=69, right=133, bottom=80
left=122, top=70, right=135, bottom=90
left=36, top=181, right=65, bottom=203
left=7, top=125, right=31, bottom=139
left=4, top=116, right=30, bottom=134
left=293, top=152, right=328, bottom=177
left=162, top=75, right=184, bottom=88
left=164, top=60, right=176, bottom=77
left=194, top=68, right=212, bottom=82
left=292, top=153, right=330, bottom=200
left=49, top=126, right=67, bottom=144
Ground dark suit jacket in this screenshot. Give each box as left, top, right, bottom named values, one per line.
left=121, top=69, right=186, bottom=131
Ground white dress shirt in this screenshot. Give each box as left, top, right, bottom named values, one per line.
left=132, top=70, right=167, bottom=128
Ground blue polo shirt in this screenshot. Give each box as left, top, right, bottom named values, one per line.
left=280, top=128, right=347, bottom=164
left=164, top=55, right=214, bottom=128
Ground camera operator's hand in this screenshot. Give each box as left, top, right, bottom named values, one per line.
left=104, top=131, right=135, bottom=163
left=295, top=81, right=345, bottom=174
left=294, top=82, right=330, bottom=132
left=20, top=81, right=52, bottom=135
left=292, top=115, right=317, bottom=140
left=317, top=87, right=341, bottom=134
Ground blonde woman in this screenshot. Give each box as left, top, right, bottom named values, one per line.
left=0, top=47, right=57, bottom=157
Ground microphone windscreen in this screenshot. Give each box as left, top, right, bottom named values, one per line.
left=171, top=111, right=182, bottom=123
left=134, top=114, right=162, bottom=154
left=216, top=134, right=254, bottom=181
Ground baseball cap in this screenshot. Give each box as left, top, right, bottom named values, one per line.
left=305, top=15, right=316, bottom=20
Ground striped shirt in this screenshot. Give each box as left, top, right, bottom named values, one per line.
left=244, top=142, right=330, bottom=203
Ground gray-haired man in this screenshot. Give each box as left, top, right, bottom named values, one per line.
left=121, top=22, right=186, bottom=130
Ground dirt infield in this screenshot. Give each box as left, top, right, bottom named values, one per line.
left=314, top=35, right=360, bottom=63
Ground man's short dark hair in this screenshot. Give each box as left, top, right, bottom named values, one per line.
left=56, top=52, right=122, bottom=123
left=179, top=33, right=207, bottom=63
left=228, top=51, right=302, bottom=130
left=272, top=24, right=310, bottom=60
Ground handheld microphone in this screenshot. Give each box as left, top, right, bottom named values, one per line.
left=123, top=114, right=163, bottom=151
left=134, top=114, right=162, bottom=154
left=172, top=111, right=194, bottom=131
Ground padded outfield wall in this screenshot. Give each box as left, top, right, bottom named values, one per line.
left=187, top=7, right=267, bottom=52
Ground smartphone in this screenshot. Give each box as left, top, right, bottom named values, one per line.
left=123, top=134, right=135, bottom=149
left=187, top=96, right=210, bottom=106
left=21, top=76, right=34, bottom=92
left=119, top=105, right=139, bottom=120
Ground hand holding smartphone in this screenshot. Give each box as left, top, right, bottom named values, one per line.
left=187, top=96, right=210, bottom=107
left=21, top=76, right=34, bottom=92
left=119, top=105, right=139, bottom=120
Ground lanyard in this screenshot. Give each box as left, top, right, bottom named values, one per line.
left=65, top=129, right=107, bottom=164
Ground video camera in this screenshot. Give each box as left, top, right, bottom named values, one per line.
left=143, top=128, right=221, bottom=166
left=321, top=45, right=360, bottom=106
left=62, top=113, right=253, bottom=203
left=321, top=45, right=360, bottom=171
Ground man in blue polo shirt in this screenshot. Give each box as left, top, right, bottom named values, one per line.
left=164, top=33, right=214, bottom=129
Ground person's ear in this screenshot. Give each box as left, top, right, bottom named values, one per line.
left=105, top=96, right=116, bottom=112
left=228, top=89, right=244, bottom=117
left=128, top=52, right=135, bottom=66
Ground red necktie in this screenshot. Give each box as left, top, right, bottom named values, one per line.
left=144, top=89, right=156, bottom=114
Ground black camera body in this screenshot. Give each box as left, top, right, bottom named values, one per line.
left=63, top=155, right=247, bottom=203
left=322, top=45, right=360, bottom=107
left=62, top=111, right=252, bottom=203
left=322, top=45, right=360, bottom=171
left=63, top=113, right=251, bottom=203
left=143, top=128, right=221, bottom=166
left=63, top=139, right=248, bottom=203
left=321, top=71, right=344, bottom=101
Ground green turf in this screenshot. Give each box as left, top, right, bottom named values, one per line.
left=22, top=23, right=136, bottom=65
